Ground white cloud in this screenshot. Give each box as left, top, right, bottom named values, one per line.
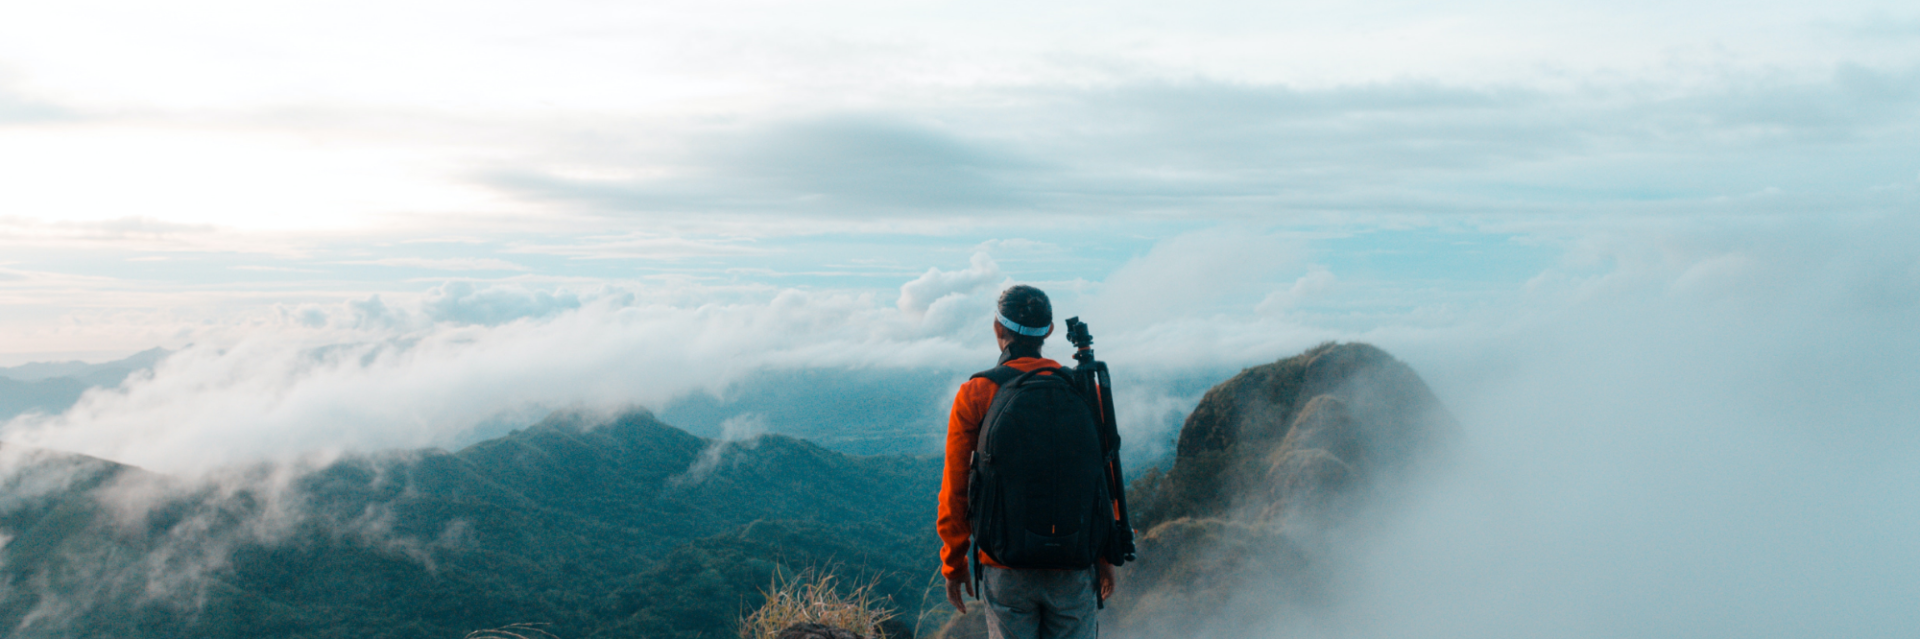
left=420, top=281, right=580, bottom=325
left=896, top=251, right=1002, bottom=318
left=1256, top=266, right=1338, bottom=314
left=505, top=233, right=766, bottom=260
left=0, top=282, right=987, bottom=473
left=348, top=258, right=528, bottom=272
left=1086, top=227, right=1307, bottom=330
left=1302, top=219, right=1920, bottom=639
left=0, top=127, right=499, bottom=230
left=669, top=412, right=770, bottom=488
left=974, top=238, right=1064, bottom=255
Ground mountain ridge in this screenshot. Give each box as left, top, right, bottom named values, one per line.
left=0, top=409, right=941, bottom=639
left=0, top=348, right=171, bottom=422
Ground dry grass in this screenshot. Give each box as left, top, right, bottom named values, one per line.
left=910, top=568, right=955, bottom=639
left=739, top=569, right=896, bottom=639
left=464, top=623, right=560, bottom=639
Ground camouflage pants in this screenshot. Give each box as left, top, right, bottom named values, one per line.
left=981, top=565, right=1100, bottom=639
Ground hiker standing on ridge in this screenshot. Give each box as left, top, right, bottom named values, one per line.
left=939, top=285, right=1122, bottom=639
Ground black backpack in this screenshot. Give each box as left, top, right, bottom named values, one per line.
left=966, top=365, right=1115, bottom=572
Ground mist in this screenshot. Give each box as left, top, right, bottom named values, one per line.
left=1240, top=216, right=1920, bottom=637
left=0, top=251, right=1267, bottom=474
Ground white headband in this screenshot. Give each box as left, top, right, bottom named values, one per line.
left=996, top=311, right=1050, bottom=337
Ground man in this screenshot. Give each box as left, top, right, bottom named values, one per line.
left=938, top=285, right=1117, bottom=639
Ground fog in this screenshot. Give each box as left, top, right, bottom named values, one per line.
left=0, top=244, right=1314, bottom=473
left=1256, top=216, right=1920, bottom=637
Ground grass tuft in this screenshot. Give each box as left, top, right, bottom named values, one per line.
left=740, top=568, right=896, bottom=639
left=464, top=623, right=560, bottom=639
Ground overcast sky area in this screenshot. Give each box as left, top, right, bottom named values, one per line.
left=2, top=1, right=1918, bottom=636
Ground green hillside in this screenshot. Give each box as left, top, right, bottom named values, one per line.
left=0, top=410, right=942, bottom=639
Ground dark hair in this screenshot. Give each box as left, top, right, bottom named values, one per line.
left=997, top=285, right=1052, bottom=348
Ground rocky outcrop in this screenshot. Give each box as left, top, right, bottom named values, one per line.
left=1132, top=342, right=1453, bottom=529
left=1108, top=342, right=1456, bottom=635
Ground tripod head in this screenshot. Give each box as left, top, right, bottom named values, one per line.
left=1065, top=316, right=1095, bottom=368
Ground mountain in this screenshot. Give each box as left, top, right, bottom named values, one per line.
left=0, top=410, right=942, bottom=639
left=656, top=368, right=960, bottom=456
left=0, top=348, right=170, bottom=385
left=0, top=348, right=170, bottom=421
left=1104, top=342, right=1457, bottom=636
left=0, top=377, right=91, bottom=422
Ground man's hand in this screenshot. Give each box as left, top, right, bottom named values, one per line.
left=1096, top=560, right=1116, bottom=600
left=946, top=566, right=976, bottom=614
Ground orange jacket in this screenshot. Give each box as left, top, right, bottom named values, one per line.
left=937, top=356, right=1064, bottom=580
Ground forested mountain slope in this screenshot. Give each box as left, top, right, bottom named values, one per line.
left=0, top=410, right=940, bottom=639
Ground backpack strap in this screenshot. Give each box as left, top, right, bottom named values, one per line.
left=968, top=365, right=1025, bottom=387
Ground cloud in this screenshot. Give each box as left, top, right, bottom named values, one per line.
left=973, top=238, right=1064, bottom=256
left=1829, top=11, right=1920, bottom=39
left=0, top=74, right=69, bottom=124
left=1059, top=215, right=1920, bottom=639
left=438, top=66, right=1913, bottom=233
left=1256, top=266, right=1337, bottom=314
left=484, top=114, right=1038, bottom=218
left=1086, top=227, right=1308, bottom=329
left=669, top=412, right=769, bottom=488
left=0, top=245, right=1294, bottom=474
left=721, top=115, right=1035, bottom=209
left=0, top=216, right=219, bottom=243
left=230, top=265, right=325, bottom=273
left=421, top=281, right=580, bottom=325
left=0, top=282, right=989, bottom=473
left=348, top=257, right=528, bottom=271
left=505, top=232, right=766, bottom=261
left=897, top=252, right=1001, bottom=316
left=1295, top=217, right=1920, bottom=639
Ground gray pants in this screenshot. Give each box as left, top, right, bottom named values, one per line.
left=981, top=566, right=1099, bottom=639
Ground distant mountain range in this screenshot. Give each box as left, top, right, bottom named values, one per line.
left=0, top=348, right=170, bottom=421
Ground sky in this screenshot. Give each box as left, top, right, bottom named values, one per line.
left=2, top=0, right=1914, bottom=362
left=1, top=1, right=1919, bottom=635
